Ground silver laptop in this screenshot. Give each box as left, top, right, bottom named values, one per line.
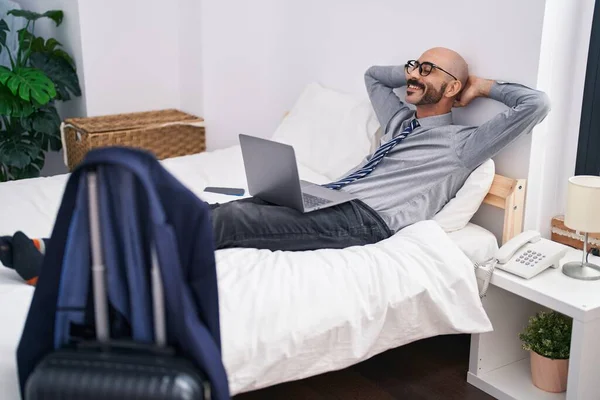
left=239, top=134, right=356, bottom=212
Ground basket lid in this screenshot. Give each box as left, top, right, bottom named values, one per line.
left=64, top=109, right=203, bottom=133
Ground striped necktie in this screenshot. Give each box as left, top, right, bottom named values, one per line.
left=323, top=118, right=420, bottom=190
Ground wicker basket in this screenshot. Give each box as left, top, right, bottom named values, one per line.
left=61, top=109, right=205, bottom=171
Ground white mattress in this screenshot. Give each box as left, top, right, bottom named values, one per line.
left=0, top=146, right=496, bottom=397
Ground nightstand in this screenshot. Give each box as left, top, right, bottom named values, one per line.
left=467, top=245, right=600, bottom=400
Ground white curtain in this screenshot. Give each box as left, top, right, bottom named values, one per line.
left=0, top=0, right=26, bottom=68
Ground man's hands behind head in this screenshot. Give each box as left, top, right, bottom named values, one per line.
left=453, top=76, right=494, bottom=108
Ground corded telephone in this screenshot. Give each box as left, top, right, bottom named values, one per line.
left=475, top=230, right=568, bottom=297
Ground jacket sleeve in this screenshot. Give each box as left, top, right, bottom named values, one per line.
left=364, top=66, right=413, bottom=131
left=455, top=82, right=551, bottom=170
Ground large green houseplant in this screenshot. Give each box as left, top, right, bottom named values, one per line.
left=0, top=9, right=81, bottom=182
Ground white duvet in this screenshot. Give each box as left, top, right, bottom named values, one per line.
left=0, top=146, right=492, bottom=397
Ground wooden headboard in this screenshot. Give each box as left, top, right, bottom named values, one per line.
left=482, top=174, right=526, bottom=245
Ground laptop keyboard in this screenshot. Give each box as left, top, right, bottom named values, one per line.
left=302, top=193, right=332, bottom=208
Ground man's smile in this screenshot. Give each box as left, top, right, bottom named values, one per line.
left=406, top=79, right=425, bottom=95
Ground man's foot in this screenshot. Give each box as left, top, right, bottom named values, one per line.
left=0, top=236, right=13, bottom=268
left=11, top=232, right=45, bottom=286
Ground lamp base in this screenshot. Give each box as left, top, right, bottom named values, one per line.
left=562, top=261, right=600, bottom=281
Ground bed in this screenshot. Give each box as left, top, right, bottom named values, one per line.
left=0, top=83, right=527, bottom=398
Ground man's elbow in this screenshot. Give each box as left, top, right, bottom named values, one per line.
left=364, top=66, right=376, bottom=83
left=364, top=66, right=378, bottom=90
left=532, top=91, right=551, bottom=119
left=365, top=65, right=376, bottom=77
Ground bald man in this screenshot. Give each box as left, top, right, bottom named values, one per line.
left=339, top=47, right=551, bottom=233
left=1, top=48, right=550, bottom=282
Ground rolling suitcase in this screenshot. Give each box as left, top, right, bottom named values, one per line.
left=24, top=170, right=212, bottom=400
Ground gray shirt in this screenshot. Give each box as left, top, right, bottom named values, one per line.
left=339, top=66, right=551, bottom=233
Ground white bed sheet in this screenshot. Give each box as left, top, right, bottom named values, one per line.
left=0, top=146, right=495, bottom=397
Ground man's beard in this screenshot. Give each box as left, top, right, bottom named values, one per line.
left=408, top=79, right=447, bottom=106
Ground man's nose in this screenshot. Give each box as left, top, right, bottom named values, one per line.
left=407, top=67, right=421, bottom=80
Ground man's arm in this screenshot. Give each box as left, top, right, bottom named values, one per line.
left=364, top=66, right=413, bottom=131
left=454, top=77, right=551, bottom=170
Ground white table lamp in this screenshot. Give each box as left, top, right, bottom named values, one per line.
left=563, top=175, right=600, bottom=280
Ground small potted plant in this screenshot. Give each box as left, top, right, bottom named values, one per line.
left=519, top=310, right=572, bottom=393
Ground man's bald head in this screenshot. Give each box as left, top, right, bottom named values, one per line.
left=419, top=47, right=469, bottom=87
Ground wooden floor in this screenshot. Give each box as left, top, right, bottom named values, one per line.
left=234, top=334, right=494, bottom=400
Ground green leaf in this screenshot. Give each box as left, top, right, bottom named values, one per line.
left=30, top=52, right=80, bottom=101
left=26, top=35, right=76, bottom=68
left=0, top=19, right=9, bottom=49
left=9, top=151, right=45, bottom=180
left=45, top=38, right=61, bottom=52
left=8, top=10, right=63, bottom=27
left=1, top=67, right=56, bottom=104
left=0, top=83, right=34, bottom=117
left=17, top=28, right=33, bottom=47
left=0, top=133, right=41, bottom=169
left=42, top=10, right=64, bottom=27
left=0, top=65, right=11, bottom=84
left=7, top=9, right=41, bottom=22
left=53, top=49, right=75, bottom=69
left=0, top=164, right=7, bottom=182
left=22, top=106, right=62, bottom=151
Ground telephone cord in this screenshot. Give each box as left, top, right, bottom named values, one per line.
left=473, top=257, right=497, bottom=298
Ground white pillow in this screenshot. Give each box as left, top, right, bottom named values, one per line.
left=433, top=159, right=495, bottom=232
left=271, top=83, right=380, bottom=180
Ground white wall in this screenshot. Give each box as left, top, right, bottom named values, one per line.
left=76, top=0, right=181, bottom=116
left=524, top=0, right=597, bottom=238
left=14, top=0, right=85, bottom=177
left=179, top=0, right=204, bottom=117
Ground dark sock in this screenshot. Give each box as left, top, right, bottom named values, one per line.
left=12, top=232, right=45, bottom=286
left=0, top=235, right=13, bottom=268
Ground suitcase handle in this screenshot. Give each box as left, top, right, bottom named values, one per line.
left=76, top=339, right=175, bottom=356
left=87, top=170, right=167, bottom=347
left=87, top=171, right=110, bottom=343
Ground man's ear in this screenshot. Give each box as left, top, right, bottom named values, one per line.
left=445, top=81, right=462, bottom=98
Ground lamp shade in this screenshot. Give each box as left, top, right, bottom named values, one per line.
left=565, top=175, right=600, bottom=233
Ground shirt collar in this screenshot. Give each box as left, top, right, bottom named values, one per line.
left=414, top=111, right=453, bottom=128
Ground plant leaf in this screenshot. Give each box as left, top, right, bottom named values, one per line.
left=0, top=83, right=34, bottom=117
left=45, top=38, right=61, bottom=52
left=2, top=67, right=56, bottom=104
left=0, top=19, right=9, bottom=49
left=42, top=10, right=64, bottom=27
left=8, top=151, right=45, bottom=180
left=8, top=10, right=63, bottom=27
left=17, top=28, right=33, bottom=48
left=0, top=65, right=11, bottom=85
left=0, top=163, right=7, bottom=182
left=53, top=49, right=75, bottom=69
left=27, top=36, right=76, bottom=68
left=7, top=9, right=42, bottom=22
left=0, top=132, right=41, bottom=169
left=29, top=52, right=80, bottom=101
left=22, top=106, right=62, bottom=151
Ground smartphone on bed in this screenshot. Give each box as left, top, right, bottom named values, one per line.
left=203, top=187, right=245, bottom=196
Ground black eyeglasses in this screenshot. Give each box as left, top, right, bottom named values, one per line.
left=405, top=60, right=457, bottom=81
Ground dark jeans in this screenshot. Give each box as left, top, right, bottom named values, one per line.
left=209, top=197, right=392, bottom=251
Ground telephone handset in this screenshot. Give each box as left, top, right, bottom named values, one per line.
left=496, top=230, right=541, bottom=263
left=475, top=230, right=568, bottom=297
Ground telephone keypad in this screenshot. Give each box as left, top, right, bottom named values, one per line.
left=517, top=251, right=546, bottom=267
